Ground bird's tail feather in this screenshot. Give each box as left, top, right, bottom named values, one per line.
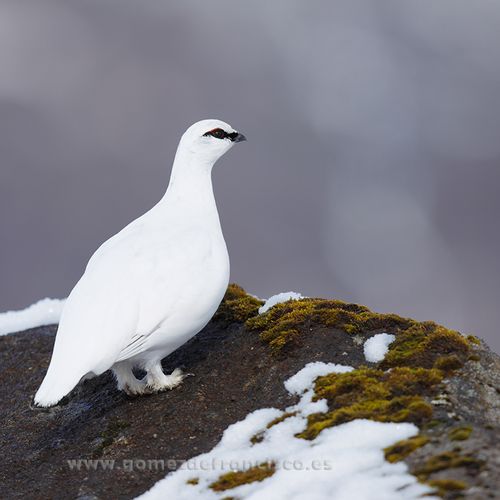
left=34, top=364, right=84, bottom=408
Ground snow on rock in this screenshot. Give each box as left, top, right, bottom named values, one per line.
left=363, top=333, right=396, bottom=363
left=139, top=361, right=434, bottom=500
left=284, top=361, right=353, bottom=395
left=0, top=298, right=65, bottom=336
left=258, top=292, right=304, bottom=314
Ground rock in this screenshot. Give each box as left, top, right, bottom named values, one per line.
left=0, top=284, right=498, bottom=499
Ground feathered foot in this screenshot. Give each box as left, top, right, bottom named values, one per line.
left=145, top=363, right=191, bottom=392
left=112, top=361, right=150, bottom=396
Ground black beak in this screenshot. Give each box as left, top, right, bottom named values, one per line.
left=232, top=132, right=247, bottom=143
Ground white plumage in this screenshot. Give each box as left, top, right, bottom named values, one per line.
left=34, top=119, right=246, bottom=407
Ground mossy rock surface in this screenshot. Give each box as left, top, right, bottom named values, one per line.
left=213, top=283, right=263, bottom=325
left=209, top=462, right=275, bottom=492
left=384, top=435, right=430, bottom=463
left=246, top=297, right=412, bottom=352
left=0, top=283, right=498, bottom=500
left=299, top=366, right=440, bottom=440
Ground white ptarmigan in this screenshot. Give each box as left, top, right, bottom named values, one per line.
left=34, top=119, right=246, bottom=407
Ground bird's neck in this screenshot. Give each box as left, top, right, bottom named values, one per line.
left=161, top=150, right=217, bottom=211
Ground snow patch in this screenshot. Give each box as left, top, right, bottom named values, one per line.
left=363, top=333, right=396, bottom=363
left=259, top=292, right=303, bottom=314
left=138, top=361, right=434, bottom=500
left=284, top=361, right=353, bottom=395
left=0, top=298, right=65, bottom=336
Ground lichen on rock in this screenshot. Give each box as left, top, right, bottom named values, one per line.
left=427, top=479, right=468, bottom=497
left=448, top=426, right=473, bottom=442
left=415, top=450, right=484, bottom=477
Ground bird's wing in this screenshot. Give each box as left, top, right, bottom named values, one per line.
left=50, top=221, right=212, bottom=376
left=115, top=333, right=150, bottom=362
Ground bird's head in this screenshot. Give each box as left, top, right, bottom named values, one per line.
left=178, top=119, right=246, bottom=165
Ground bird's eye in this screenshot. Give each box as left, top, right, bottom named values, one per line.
left=203, top=128, right=227, bottom=139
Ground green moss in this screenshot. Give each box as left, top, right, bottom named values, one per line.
left=250, top=412, right=298, bottom=444
left=300, top=398, right=433, bottom=440
left=245, top=295, right=471, bottom=370
left=449, top=426, right=473, bottom=441
left=468, top=353, right=480, bottom=362
left=213, top=284, right=263, bottom=325
left=380, top=322, right=470, bottom=371
left=434, top=355, right=464, bottom=372
left=209, top=463, right=275, bottom=492
left=314, top=366, right=442, bottom=403
left=250, top=432, right=264, bottom=445
left=238, top=287, right=482, bottom=476
left=384, top=435, right=430, bottom=463
left=425, top=419, right=443, bottom=429
left=428, top=479, right=467, bottom=496
left=246, top=298, right=411, bottom=352
left=415, top=451, right=483, bottom=478
left=186, top=478, right=199, bottom=485
left=266, top=411, right=297, bottom=429
left=466, top=335, right=481, bottom=345
left=298, top=367, right=440, bottom=440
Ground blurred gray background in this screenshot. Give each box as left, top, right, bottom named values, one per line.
left=1, top=0, right=499, bottom=352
